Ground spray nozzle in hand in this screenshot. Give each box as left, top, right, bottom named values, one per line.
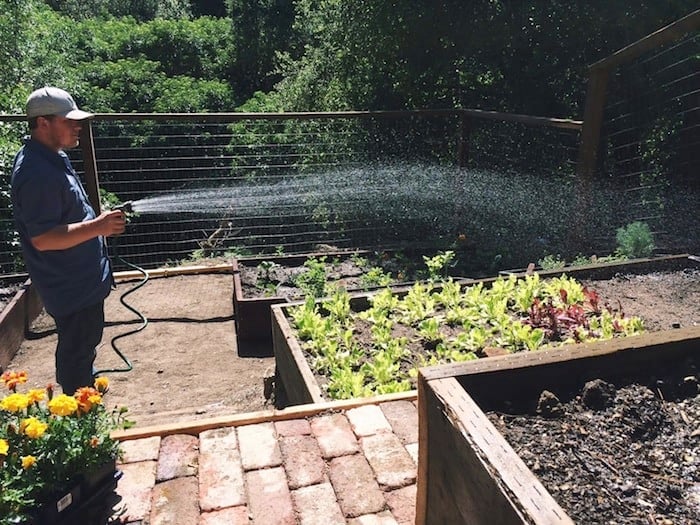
left=115, top=201, right=133, bottom=213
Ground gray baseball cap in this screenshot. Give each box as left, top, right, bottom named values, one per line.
left=26, top=87, right=94, bottom=120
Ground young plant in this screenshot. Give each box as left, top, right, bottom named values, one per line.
left=360, top=266, right=394, bottom=289
left=615, top=221, right=655, bottom=259
left=423, top=250, right=456, bottom=281
left=256, top=260, right=280, bottom=296
left=294, top=256, right=328, bottom=298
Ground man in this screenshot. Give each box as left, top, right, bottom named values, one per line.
left=10, top=87, right=126, bottom=394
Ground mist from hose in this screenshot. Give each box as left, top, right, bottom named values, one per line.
left=124, top=162, right=628, bottom=262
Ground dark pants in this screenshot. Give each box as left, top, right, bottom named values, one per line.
left=53, top=301, right=105, bottom=395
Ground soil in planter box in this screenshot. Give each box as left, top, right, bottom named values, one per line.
left=487, top=363, right=700, bottom=524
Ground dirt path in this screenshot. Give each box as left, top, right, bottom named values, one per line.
left=7, top=273, right=276, bottom=428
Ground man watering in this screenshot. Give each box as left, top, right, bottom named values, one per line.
left=10, top=87, right=126, bottom=394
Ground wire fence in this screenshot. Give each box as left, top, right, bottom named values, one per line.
left=1, top=110, right=583, bottom=276
left=599, top=30, right=699, bottom=252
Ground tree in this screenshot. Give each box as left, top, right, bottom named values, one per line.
left=227, top=0, right=299, bottom=100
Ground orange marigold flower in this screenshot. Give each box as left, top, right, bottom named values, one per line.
left=21, top=455, right=37, bottom=470
left=75, top=387, right=103, bottom=413
left=89, top=436, right=100, bottom=448
left=1, top=393, right=31, bottom=413
left=1, top=371, right=28, bottom=392
left=48, top=394, right=78, bottom=416
left=0, top=438, right=8, bottom=456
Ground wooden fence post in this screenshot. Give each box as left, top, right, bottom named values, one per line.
left=79, top=120, right=101, bottom=215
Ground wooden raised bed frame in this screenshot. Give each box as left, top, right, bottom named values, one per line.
left=233, top=250, right=374, bottom=356
left=415, top=325, right=699, bottom=525
left=271, top=254, right=695, bottom=406
left=0, top=280, right=43, bottom=371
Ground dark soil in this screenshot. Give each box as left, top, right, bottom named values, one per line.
left=487, top=364, right=700, bottom=524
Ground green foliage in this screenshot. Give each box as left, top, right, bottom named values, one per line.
left=290, top=273, right=646, bottom=400
left=615, top=221, right=655, bottom=259
left=422, top=250, right=456, bottom=281
left=46, top=0, right=192, bottom=21
left=538, top=254, right=566, bottom=270
left=293, top=256, right=329, bottom=299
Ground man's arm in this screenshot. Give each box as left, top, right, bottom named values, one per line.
left=31, top=210, right=126, bottom=251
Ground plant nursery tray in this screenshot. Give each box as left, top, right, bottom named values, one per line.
left=270, top=254, right=697, bottom=406
left=414, top=326, right=699, bottom=525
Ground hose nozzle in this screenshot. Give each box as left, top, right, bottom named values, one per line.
left=116, top=201, right=133, bottom=213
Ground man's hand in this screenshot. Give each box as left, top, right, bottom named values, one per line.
left=97, top=210, right=126, bottom=237
left=31, top=210, right=127, bottom=251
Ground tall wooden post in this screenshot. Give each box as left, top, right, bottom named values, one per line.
left=79, top=120, right=101, bottom=215
left=572, top=66, right=609, bottom=251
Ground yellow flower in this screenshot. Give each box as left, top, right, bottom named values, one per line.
left=27, top=388, right=46, bottom=404
left=48, top=394, right=79, bottom=416
left=94, top=376, right=109, bottom=393
left=0, top=438, right=8, bottom=455
left=21, top=417, right=48, bottom=439
left=21, top=455, right=37, bottom=470
left=0, top=393, right=31, bottom=413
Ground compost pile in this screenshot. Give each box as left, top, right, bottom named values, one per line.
left=488, top=363, right=700, bottom=524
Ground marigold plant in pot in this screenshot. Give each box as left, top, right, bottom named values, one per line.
left=0, top=371, right=130, bottom=525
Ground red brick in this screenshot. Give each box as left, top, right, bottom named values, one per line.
left=115, top=461, right=157, bottom=522
left=384, top=485, right=417, bottom=525
left=310, top=413, right=359, bottom=458
left=379, top=400, right=418, bottom=444
left=150, top=477, right=199, bottom=525
left=346, top=405, right=392, bottom=436
left=360, top=433, right=416, bottom=489
left=245, top=466, right=295, bottom=524
left=119, top=436, right=161, bottom=463
left=237, top=422, right=282, bottom=470
left=275, top=418, right=311, bottom=437
left=157, top=434, right=198, bottom=481
left=280, top=434, right=326, bottom=489
left=199, top=506, right=249, bottom=525
left=198, top=427, right=245, bottom=511
left=292, top=483, right=345, bottom=525
left=329, top=454, right=386, bottom=518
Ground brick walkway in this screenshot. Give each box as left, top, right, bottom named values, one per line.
left=112, top=396, right=419, bottom=524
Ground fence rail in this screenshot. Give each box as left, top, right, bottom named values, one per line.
left=1, top=109, right=582, bottom=275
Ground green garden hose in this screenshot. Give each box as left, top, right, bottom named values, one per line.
left=94, top=240, right=149, bottom=376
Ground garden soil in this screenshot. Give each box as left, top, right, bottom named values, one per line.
left=4, top=265, right=700, bottom=431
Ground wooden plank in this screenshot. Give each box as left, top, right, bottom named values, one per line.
left=271, top=305, right=325, bottom=405
left=0, top=281, right=43, bottom=371
left=112, top=390, right=416, bottom=441
left=419, top=324, right=700, bottom=382
left=590, top=9, right=700, bottom=71
left=424, top=377, right=573, bottom=524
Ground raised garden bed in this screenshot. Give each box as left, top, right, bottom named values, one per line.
left=415, top=326, right=699, bottom=524
left=233, top=248, right=441, bottom=355
left=271, top=254, right=697, bottom=406
left=0, top=279, right=43, bottom=371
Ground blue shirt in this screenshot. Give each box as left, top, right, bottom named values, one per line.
left=11, top=138, right=112, bottom=317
